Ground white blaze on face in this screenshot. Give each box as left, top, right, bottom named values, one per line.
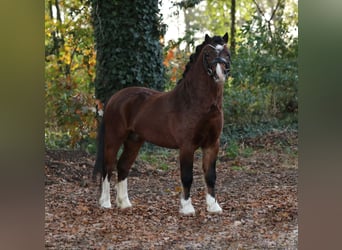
left=215, top=44, right=224, bottom=52
left=215, top=63, right=226, bottom=83
left=99, top=175, right=111, bottom=208
left=213, top=43, right=227, bottom=83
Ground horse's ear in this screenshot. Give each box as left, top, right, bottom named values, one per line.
left=223, top=32, right=229, bottom=43
left=205, top=34, right=211, bottom=42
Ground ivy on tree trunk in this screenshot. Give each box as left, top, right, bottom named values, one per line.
left=91, top=0, right=166, bottom=103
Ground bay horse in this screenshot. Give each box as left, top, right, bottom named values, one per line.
left=93, top=33, right=231, bottom=215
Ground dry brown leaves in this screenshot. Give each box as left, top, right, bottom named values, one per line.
left=45, top=131, right=298, bottom=249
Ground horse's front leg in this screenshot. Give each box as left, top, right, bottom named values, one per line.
left=202, top=142, right=222, bottom=213
left=116, top=136, right=144, bottom=209
left=179, top=148, right=195, bottom=215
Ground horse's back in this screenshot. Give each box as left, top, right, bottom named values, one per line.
left=107, top=87, right=159, bottom=105
left=104, top=87, right=158, bottom=129
left=105, top=87, right=182, bottom=148
left=106, top=87, right=160, bottom=113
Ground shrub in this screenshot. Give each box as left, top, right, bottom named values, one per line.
left=229, top=15, right=298, bottom=123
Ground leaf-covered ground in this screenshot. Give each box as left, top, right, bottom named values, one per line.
left=45, top=130, right=298, bottom=249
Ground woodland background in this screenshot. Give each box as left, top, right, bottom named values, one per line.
left=45, top=0, right=298, bottom=152
left=45, top=1, right=298, bottom=248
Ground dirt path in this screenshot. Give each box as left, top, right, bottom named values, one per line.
left=45, top=131, right=298, bottom=249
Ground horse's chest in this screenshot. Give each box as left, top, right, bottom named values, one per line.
left=192, top=106, right=223, bottom=147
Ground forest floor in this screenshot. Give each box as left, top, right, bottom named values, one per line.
left=45, top=130, right=298, bottom=249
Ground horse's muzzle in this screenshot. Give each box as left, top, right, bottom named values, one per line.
left=209, top=57, right=230, bottom=83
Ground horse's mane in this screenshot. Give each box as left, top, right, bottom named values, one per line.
left=177, top=35, right=227, bottom=85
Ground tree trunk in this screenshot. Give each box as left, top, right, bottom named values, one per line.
left=230, top=0, right=236, bottom=54
left=92, top=0, right=165, bottom=103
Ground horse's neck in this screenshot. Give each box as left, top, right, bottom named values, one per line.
left=174, top=67, right=223, bottom=110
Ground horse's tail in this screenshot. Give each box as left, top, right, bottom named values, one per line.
left=93, top=115, right=106, bottom=181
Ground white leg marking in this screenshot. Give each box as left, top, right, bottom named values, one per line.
left=99, top=175, right=112, bottom=208
left=206, top=193, right=222, bottom=213
left=215, top=63, right=225, bottom=83
left=116, top=179, right=132, bottom=209
left=179, top=197, right=195, bottom=215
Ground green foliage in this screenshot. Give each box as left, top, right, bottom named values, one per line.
left=225, top=140, right=253, bottom=160
left=172, top=0, right=298, bottom=135
left=45, top=0, right=98, bottom=149
left=221, top=118, right=298, bottom=148
left=224, top=79, right=271, bottom=125
left=138, top=146, right=174, bottom=171
left=231, top=165, right=246, bottom=171
left=230, top=14, right=298, bottom=119
left=45, top=0, right=298, bottom=151
left=177, top=0, right=255, bottom=46
left=163, top=30, right=196, bottom=89
left=204, top=0, right=231, bottom=35
left=241, top=146, right=254, bottom=158
left=91, top=0, right=166, bottom=103
left=225, top=140, right=240, bottom=159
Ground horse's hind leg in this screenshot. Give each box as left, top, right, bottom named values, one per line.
left=202, top=142, right=222, bottom=213
left=116, top=133, right=144, bottom=209
left=99, top=132, right=124, bottom=208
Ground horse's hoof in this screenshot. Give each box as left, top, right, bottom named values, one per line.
left=206, top=194, right=222, bottom=213
left=99, top=200, right=112, bottom=209
left=116, top=198, right=132, bottom=209
left=207, top=203, right=222, bottom=213
left=179, top=197, right=196, bottom=215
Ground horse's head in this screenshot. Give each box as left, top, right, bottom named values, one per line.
left=202, top=38, right=231, bottom=84
left=204, top=32, right=228, bottom=47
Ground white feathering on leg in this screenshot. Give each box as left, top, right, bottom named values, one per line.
left=116, top=179, right=132, bottom=209
left=99, top=175, right=111, bottom=208
left=179, top=197, right=195, bottom=215
left=206, top=193, right=222, bottom=213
